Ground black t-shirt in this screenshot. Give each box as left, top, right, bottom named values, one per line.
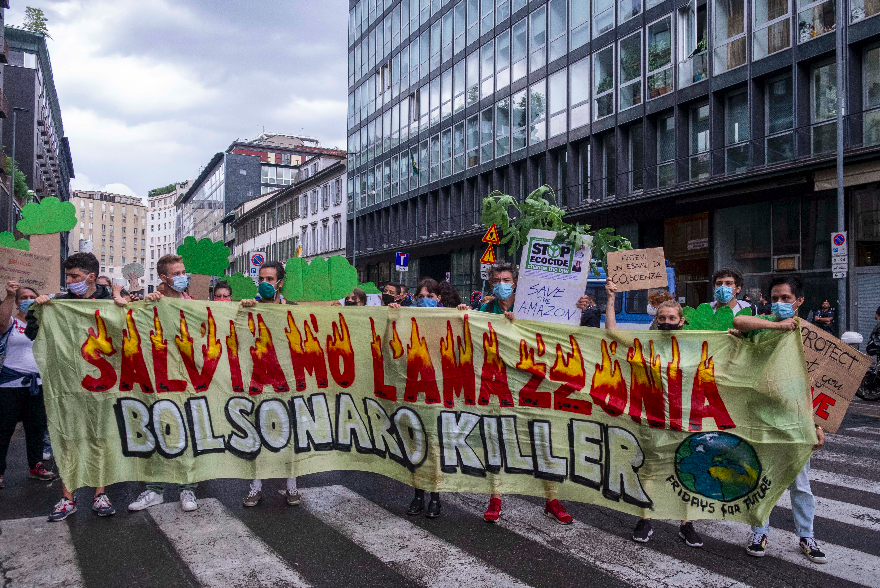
left=580, top=305, right=601, bottom=328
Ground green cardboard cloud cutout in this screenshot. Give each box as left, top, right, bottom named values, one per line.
left=177, top=237, right=230, bottom=276
left=682, top=303, right=753, bottom=331
left=281, top=255, right=365, bottom=301
left=0, top=232, right=30, bottom=251
left=227, top=273, right=258, bottom=300
left=16, top=197, right=77, bottom=235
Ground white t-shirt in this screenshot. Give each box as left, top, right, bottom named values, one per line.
left=710, top=300, right=751, bottom=314
left=0, top=318, right=41, bottom=388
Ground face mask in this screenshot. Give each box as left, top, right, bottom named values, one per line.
left=714, top=285, right=734, bottom=304
left=168, top=275, right=189, bottom=293
left=657, top=322, right=681, bottom=331
left=772, top=302, right=796, bottom=319
left=416, top=297, right=438, bottom=308
left=344, top=299, right=357, bottom=306
left=381, top=293, right=396, bottom=305
left=19, top=299, right=35, bottom=313
left=258, top=281, right=277, bottom=300
left=214, top=296, right=231, bottom=302
left=493, top=283, right=514, bottom=301
left=68, top=279, right=89, bottom=296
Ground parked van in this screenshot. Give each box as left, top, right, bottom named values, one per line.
left=584, top=265, right=676, bottom=329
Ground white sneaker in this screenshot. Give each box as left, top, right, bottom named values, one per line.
left=180, top=490, right=198, bottom=512
left=128, top=490, right=164, bottom=511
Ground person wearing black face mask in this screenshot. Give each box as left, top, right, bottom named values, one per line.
left=381, top=283, right=399, bottom=306
left=344, top=288, right=367, bottom=306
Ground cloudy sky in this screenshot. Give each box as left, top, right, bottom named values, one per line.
left=6, top=0, right=349, bottom=200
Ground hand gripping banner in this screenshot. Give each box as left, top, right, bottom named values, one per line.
left=33, top=300, right=816, bottom=525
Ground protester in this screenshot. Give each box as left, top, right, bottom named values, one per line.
left=710, top=268, right=752, bottom=314
left=398, top=284, right=413, bottom=306
left=758, top=294, right=772, bottom=316
left=579, top=293, right=601, bottom=328
left=240, top=261, right=301, bottom=508
left=96, top=275, right=112, bottom=289
left=212, top=281, right=232, bottom=302
left=24, top=253, right=116, bottom=521
left=810, top=300, right=834, bottom=334
left=732, top=275, right=827, bottom=564
left=125, top=254, right=200, bottom=514
left=438, top=281, right=461, bottom=309
left=646, top=290, right=673, bottom=317
left=0, top=281, right=57, bottom=492
left=604, top=279, right=704, bottom=547
left=457, top=262, right=575, bottom=525
left=345, top=288, right=367, bottom=306
left=382, top=283, right=399, bottom=306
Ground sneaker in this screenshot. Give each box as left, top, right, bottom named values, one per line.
left=632, top=519, right=653, bottom=543
left=29, top=462, right=57, bottom=481
left=180, top=490, right=198, bottom=512
left=544, top=499, right=573, bottom=525
left=746, top=532, right=768, bottom=557
left=128, top=490, right=164, bottom=511
left=484, top=497, right=502, bottom=523
left=242, top=487, right=262, bottom=507
left=48, top=498, right=77, bottom=522
left=426, top=498, right=441, bottom=519
left=406, top=495, right=425, bottom=516
left=92, top=493, right=116, bottom=517
left=284, top=489, right=302, bottom=506
left=799, top=537, right=827, bottom=564
left=679, top=522, right=703, bottom=547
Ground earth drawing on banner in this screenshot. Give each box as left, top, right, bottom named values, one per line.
left=674, top=432, right=762, bottom=502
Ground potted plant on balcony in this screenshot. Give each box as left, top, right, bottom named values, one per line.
left=597, top=74, right=613, bottom=94
left=693, top=37, right=708, bottom=82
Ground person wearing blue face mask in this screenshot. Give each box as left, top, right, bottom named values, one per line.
left=732, top=275, right=827, bottom=565
left=709, top=268, right=754, bottom=316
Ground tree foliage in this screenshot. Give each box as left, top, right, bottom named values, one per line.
left=17, top=196, right=76, bottom=235
left=23, top=7, right=51, bottom=38
left=176, top=237, right=230, bottom=276
left=148, top=183, right=178, bottom=198
left=481, top=185, right=632, bottom=274
left=6, top=156, right=30, bottom=201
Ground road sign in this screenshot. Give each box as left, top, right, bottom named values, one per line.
left=395, top=252, right=409, bottom=272
left=832, top=255, right=848, bottom=264
left=482, top=224, right=501, bottom=245
left=249, top=251, right=266, bottom=278
left=833, top=271, right=848, bottom=279
left=480, top=245, right=496, bottom=264
left=832, top=263, right=848, bottom=273
left=480, top=264, right=491, bottom=280
left=831, top=232, right=847, bottom=256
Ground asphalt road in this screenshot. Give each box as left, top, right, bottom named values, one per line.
left=2, top=399, right=879, bottom=588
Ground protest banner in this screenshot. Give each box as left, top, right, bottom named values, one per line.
left=800, top=320, right=873, bottom=433
left=34, top=300, right=815, bottom=525
left=606, top=248, right=668, bottom=292
left=515, top=229, right=589, bottom=326
left=0, top=246, right=54, bottom=293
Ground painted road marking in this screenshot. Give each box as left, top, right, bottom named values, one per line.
left=776, top=492, right=880, bottom=533
left=148, top=498, right=311, bottom=588
left=824, top=434, right=880, bottom=452
left=0, top=516, right=84, bottom=588
left=809, top=467, right=880, bottom=495
left=301, top=485, right=533, bottom=588
left=445, top=493, right=752, bottom=588
left=811, top=450, right=880, bottom=471
left=838, top=426, right=880, bottom=438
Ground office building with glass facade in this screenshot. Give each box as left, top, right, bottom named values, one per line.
left=347, top=0, right=880, bottom=341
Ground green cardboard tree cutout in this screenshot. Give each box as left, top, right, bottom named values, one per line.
left=16, top=197, right=77, bottom=235
left=358, top=281, right=381, bottom=294
left=176, top=237, right=231, bottom=276
left=0, top=232, right=30, bottom=251
left=281, top=255, right=379, bottom=301
left=227, top=273, right=258, bottom=301
left=682, top=303, right=753, bottom=331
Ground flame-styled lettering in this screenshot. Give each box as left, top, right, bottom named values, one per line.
left=369, top=317, right=397, bottom=401
left=150, top=307, right=186, bottom=393
left=403, top=318, right=441, bottom=404
left=626, top=339, right=665, bottom=428
left=285, top=312, right=329, bottom=391
left=175, top=308, right=221, bottom=392
left=248, top=313, right=290, bottom=395
left=80, top=310, right=117, bottom=391
left=226, top=320, right=245, bottom=394
left=688, top=341, right=735, bottom=431
left=440, top=316, right=475, bottom=407
left=119, top=309, right=154, bottom=393
left=517, top=334, right=549, bottom=408
left=389, top=321, right=404, bottom=359
left=550, top=335, right=591, bottom=415
left=667, top=336, right=683, bottom=431
left=327, top=313, right=355, bottom=387
left=589, top=339, right=627, bottom=416
left=478, top=322, right=514, bottom=407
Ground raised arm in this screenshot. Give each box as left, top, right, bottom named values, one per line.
left=733, top=314, right=797, bottom=333
left=604, top=279, right=618, bottom=330
left=0, top=280, right=19, bottom=331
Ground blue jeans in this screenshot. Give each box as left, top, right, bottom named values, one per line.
left=752, top=459, right=814, bottom=538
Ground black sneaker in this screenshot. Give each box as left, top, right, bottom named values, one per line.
left=746, top=532, right=768, bottom=557
left=426, top=498, right=441, bottom=519
left=800, top=537, right=827, bottom=564
left=406, top=496, right=424, bottom=516
left=632, top=519, right=653, bottom=543
left=679, top=522, right=703, bottom=548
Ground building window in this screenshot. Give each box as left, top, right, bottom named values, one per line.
left=797, top=0, right=835, bottom=42
left=467, top=114, right=480, bottom=166
left=619, top=32, right=642, bottom=110
left=419, top=139, right=430, bottom=185
left=529, top=79, right=546, bottom=144
left=442, top=9, right=453, bottom=63
left=864, top=44, right=880, bottom=146
left=442, top=68, right=453, bottom=120
left=851, top=0, right=880, bottom=22
left=481, top=41, right=494, bottom=98
left=495, top=98, right=511, bottom=157
left=512, top=18, right=528, bottom=83
left=714, top=0, right=747, bottom=73
left=657, top=112, right=676, bottom=187
left=810, top=61, right=837, bottom=154
left=480, top=107, right=494, bottom=162
left=454, top=0, right=466, bottom=54
left=453, top=121, right=466, bottom=172
left=529, top=6, right=546, bottom=73
left=678, top=0, right=708, bottom=88
left=481, top=0, right=494, bottom=35
left=430, top=77, right=441, bottom=127
left=430, top=19, right=441, bottom=70
left=765, top=74, right=794, bottom=162
left=430, top=134, right=441, bottom=182
left=600, top=132, right=616, bottom=198
left=570, top=57, right=590, bottom=129
left=441, top=128, right=453, bottom=178
left=548, top=68, right=566, bottom=137
left=466, top=49, right=479, bottom=106
left=384, top=160, right=392, bottom=201
left=754, top=0, right=790, bottom=59
left=620, top=0, right=641, bottom=24
left=496, top=29, right=511, bottom=91
left=594, top=0, right=614, bottom=37
left=594, top=45, right=614, bottom=120
left=628, top=123, right=644, bottom=192
left=725, top=90, right=750, bottom=173
left=547, top=0, right=566, bottom=62
left=647, top=16, right=674, bottom=99
left=689, top=102, right=711, bottom=180
left=511, top=89, right=528, bottom=151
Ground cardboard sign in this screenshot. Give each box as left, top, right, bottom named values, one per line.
left=521, top=229, right=590, bottom=283
left=606, top=248, right=668, bottom=292
left=0, top=245, right=54, bottom=294
left=28, top=234, right=61, bottom=294
left=800, top=320, right=873, bottom=433
left=187, top=274, right=212, bottom=301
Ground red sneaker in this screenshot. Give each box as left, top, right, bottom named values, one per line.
left=544, top=499, right=573, bottom=524
left=484, top=497, right=502, bottom=523
left=29, top=462, right=57, bottom=481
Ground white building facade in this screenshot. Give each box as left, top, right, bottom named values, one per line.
left=147, top=181, right=190, bottom=292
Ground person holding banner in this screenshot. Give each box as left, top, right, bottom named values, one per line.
left=0, top=281, right=57, bottom=492
left=240, top=261, right=302, bottom=508
left=212, top=281, right=232, bottom=302
left=604, top=279, right=705, bottom=548
left=126, top=254, right=200, bottom=514
left=732, top=275, right=827, bottom=564
left=23, top=253, right=117, bottom=521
